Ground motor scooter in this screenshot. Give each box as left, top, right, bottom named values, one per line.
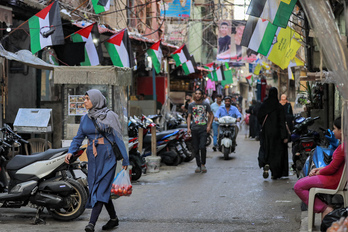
left=217, top=116, right=238, bottom=160
left=0, top=133, right=88, bottom=224
left=291, top=116, right=321, bottom=178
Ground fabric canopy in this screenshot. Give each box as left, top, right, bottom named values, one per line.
left=0, top=44, right=56, bottom=70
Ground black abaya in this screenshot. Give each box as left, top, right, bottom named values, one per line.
left=257, top=88, right=288, bottom=178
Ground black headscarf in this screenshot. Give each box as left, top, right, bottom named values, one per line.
left=258, top=87, right=280, bottom=119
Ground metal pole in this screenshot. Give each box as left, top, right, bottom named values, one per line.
left=152, top=67, right=157, bottom=113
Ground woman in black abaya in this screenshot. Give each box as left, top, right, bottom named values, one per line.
left=257, top=87, right=288, bottom=179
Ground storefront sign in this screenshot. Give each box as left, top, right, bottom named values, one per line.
left=160, top=0, right=191, bottom=18
left=166, top=24, right=187, bottom=42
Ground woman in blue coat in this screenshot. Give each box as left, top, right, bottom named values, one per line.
left=65, top=89, right=129, bottom=232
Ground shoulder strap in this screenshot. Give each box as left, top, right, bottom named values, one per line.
left=92, top=119, right=114, bottom=145
left=262, top=114, right=268, bottom=127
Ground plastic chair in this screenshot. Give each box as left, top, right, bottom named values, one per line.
left=307, top=164, right=347, bottom=231
left=24, top=138, right=52, bottom=155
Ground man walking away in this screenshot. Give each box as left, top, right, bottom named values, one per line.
left=187, top=89, right=214, bottom=173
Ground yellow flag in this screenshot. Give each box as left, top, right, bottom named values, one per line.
left=267, top=27, right=302, bottom=69
left=253, top=64, right=262, bottom=75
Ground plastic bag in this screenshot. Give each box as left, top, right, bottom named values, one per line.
left=321, top=208, right=348, bottom=232
left=111, top=169, right=132, bottom=199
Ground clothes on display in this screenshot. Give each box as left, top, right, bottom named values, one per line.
left=261, top=78, right=267, bottom=102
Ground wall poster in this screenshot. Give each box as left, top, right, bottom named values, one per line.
left=69, top=95, right=87, bottom=116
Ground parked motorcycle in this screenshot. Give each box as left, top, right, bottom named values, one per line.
left=302, top=127, right=339, bottom=177
left=291, top=116, right=321, bottom=178
left=0, top=124, right=88, bottom=224
left=217, top=116, right=238, bottom=160
left=128, top=136, right=146, bottom=181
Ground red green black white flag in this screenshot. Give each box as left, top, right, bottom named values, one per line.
left=104, top=29, right=135, bottom=68
left=92, top=0, right=110, bottom=14
left=28, top=1, right=64, bottom=54
left=146, top=40, right=163, bottom=74
left=70, top=23, right=103, bottom=66
left=182, top=56, right=197, bottom=75
left=171, top=44, right=190, bottom=67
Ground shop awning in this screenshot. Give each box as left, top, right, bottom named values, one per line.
left=53, top=66, right=132, bottom=86
left=0, top=45, right=56, bottom=70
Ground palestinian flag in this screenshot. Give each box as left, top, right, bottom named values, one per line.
left=204, top=62, right=215, bottom=79
left=146, top=40, right=163, bottom=74
left=92, top=0, right=110, bottom=14
left=182, top=56, right=197, bottom=75
left=246, top=0, right=297, bottom=28
left=105, top=29, right=135, bottom=68
left=171, top=44, right=190, bottom=66
left=28, top=1, right=64, bottom=54
left=246, top=75, right=254, bottom=86
left=71, top=23, right=103, bottom=66
left=214, top=65, right=225, bottom=82
left=241, top=16, right=278, bottom=56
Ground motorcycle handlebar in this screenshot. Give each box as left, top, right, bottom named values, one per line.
left=0, top=139, right=11, bottom=148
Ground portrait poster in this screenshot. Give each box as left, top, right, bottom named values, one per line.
left=69, top=95, right=87, bottom=116
left=217, top=20, right=257, bottom=64
left=160, top=0, right=191, bottom=18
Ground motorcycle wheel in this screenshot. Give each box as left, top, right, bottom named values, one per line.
left=223, top=146, right=229, bottom=160
left=161, top=151, right=180, bottom=166
left=169, top=145, right=183, bottom=164
left=130, top=160, right=142, bottom=181
left=50, top=178, right=88, bottom=221
left=206, top=134, right=212, bottom=146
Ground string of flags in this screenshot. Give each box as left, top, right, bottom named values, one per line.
left=25, top=0, right=305, bottom=82
left=241, top=0, right=303, bottom=70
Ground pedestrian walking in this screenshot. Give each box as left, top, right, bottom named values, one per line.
left=245, top=99, right=261, bottom=139
left=257, top=87, right=288, bottom=179
left=181, top=93, right=194, bottom=119
left=294, top=117, right=344, bottom=220
left=279, top=94, right=294, bottom=139
left=187, top=89, right=214, bottom=173
left=210, top=94, right=225, bottom=151
left=64, top=89, right=129, bottom=232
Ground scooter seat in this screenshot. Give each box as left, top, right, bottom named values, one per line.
left=7, top=147, right=69, bottom=170
left=143, top=130, right=179, bottom=144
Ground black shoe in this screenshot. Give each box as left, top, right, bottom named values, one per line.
left=263, top=164, right=269, bottom=179
left=102, top=217, right=119, bottom=230
left=213, top=146, right=217, bottom=151
left=85, top=223, right=95, bottom=232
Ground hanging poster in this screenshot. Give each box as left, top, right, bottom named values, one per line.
left=217, top=20, right=258, bottom=65
left=160, top=0, right=191, bottom=18
left=69, top=95, right=87, bottom=116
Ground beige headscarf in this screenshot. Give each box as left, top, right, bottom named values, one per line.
left=279, top=94, right=288, bottom=105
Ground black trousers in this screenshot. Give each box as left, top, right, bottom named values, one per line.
left=191, top=126, right=208, bottom=167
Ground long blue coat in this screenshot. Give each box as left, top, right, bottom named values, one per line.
left=68, top=115, right=129, bottom=208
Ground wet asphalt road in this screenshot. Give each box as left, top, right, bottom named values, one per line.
left=0, top=130, right=302, bottom=232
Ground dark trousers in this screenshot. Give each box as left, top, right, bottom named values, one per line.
left=89, top=199, right=117, bottom=225
left=191, top=126, right=208, bottom=167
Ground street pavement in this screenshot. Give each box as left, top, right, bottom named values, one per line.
left=0, top=129, right=320, bottom=232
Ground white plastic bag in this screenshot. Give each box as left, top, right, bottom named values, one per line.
left=111, top=169, right=132, bottom=198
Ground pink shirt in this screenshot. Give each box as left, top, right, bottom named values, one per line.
left=318, top=144, right=345, bottom=189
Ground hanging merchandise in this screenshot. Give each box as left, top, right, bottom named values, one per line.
left=256, top=79, right=261, bottom=101
left=260, top=77, right=267, bottom=102
left=206, top=79, right=216, bottom=91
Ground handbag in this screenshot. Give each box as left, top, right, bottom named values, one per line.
left=92, top=119, right=123, bottom=161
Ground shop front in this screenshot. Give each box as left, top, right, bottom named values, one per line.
left=53, top=66, right=132, bottom=148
